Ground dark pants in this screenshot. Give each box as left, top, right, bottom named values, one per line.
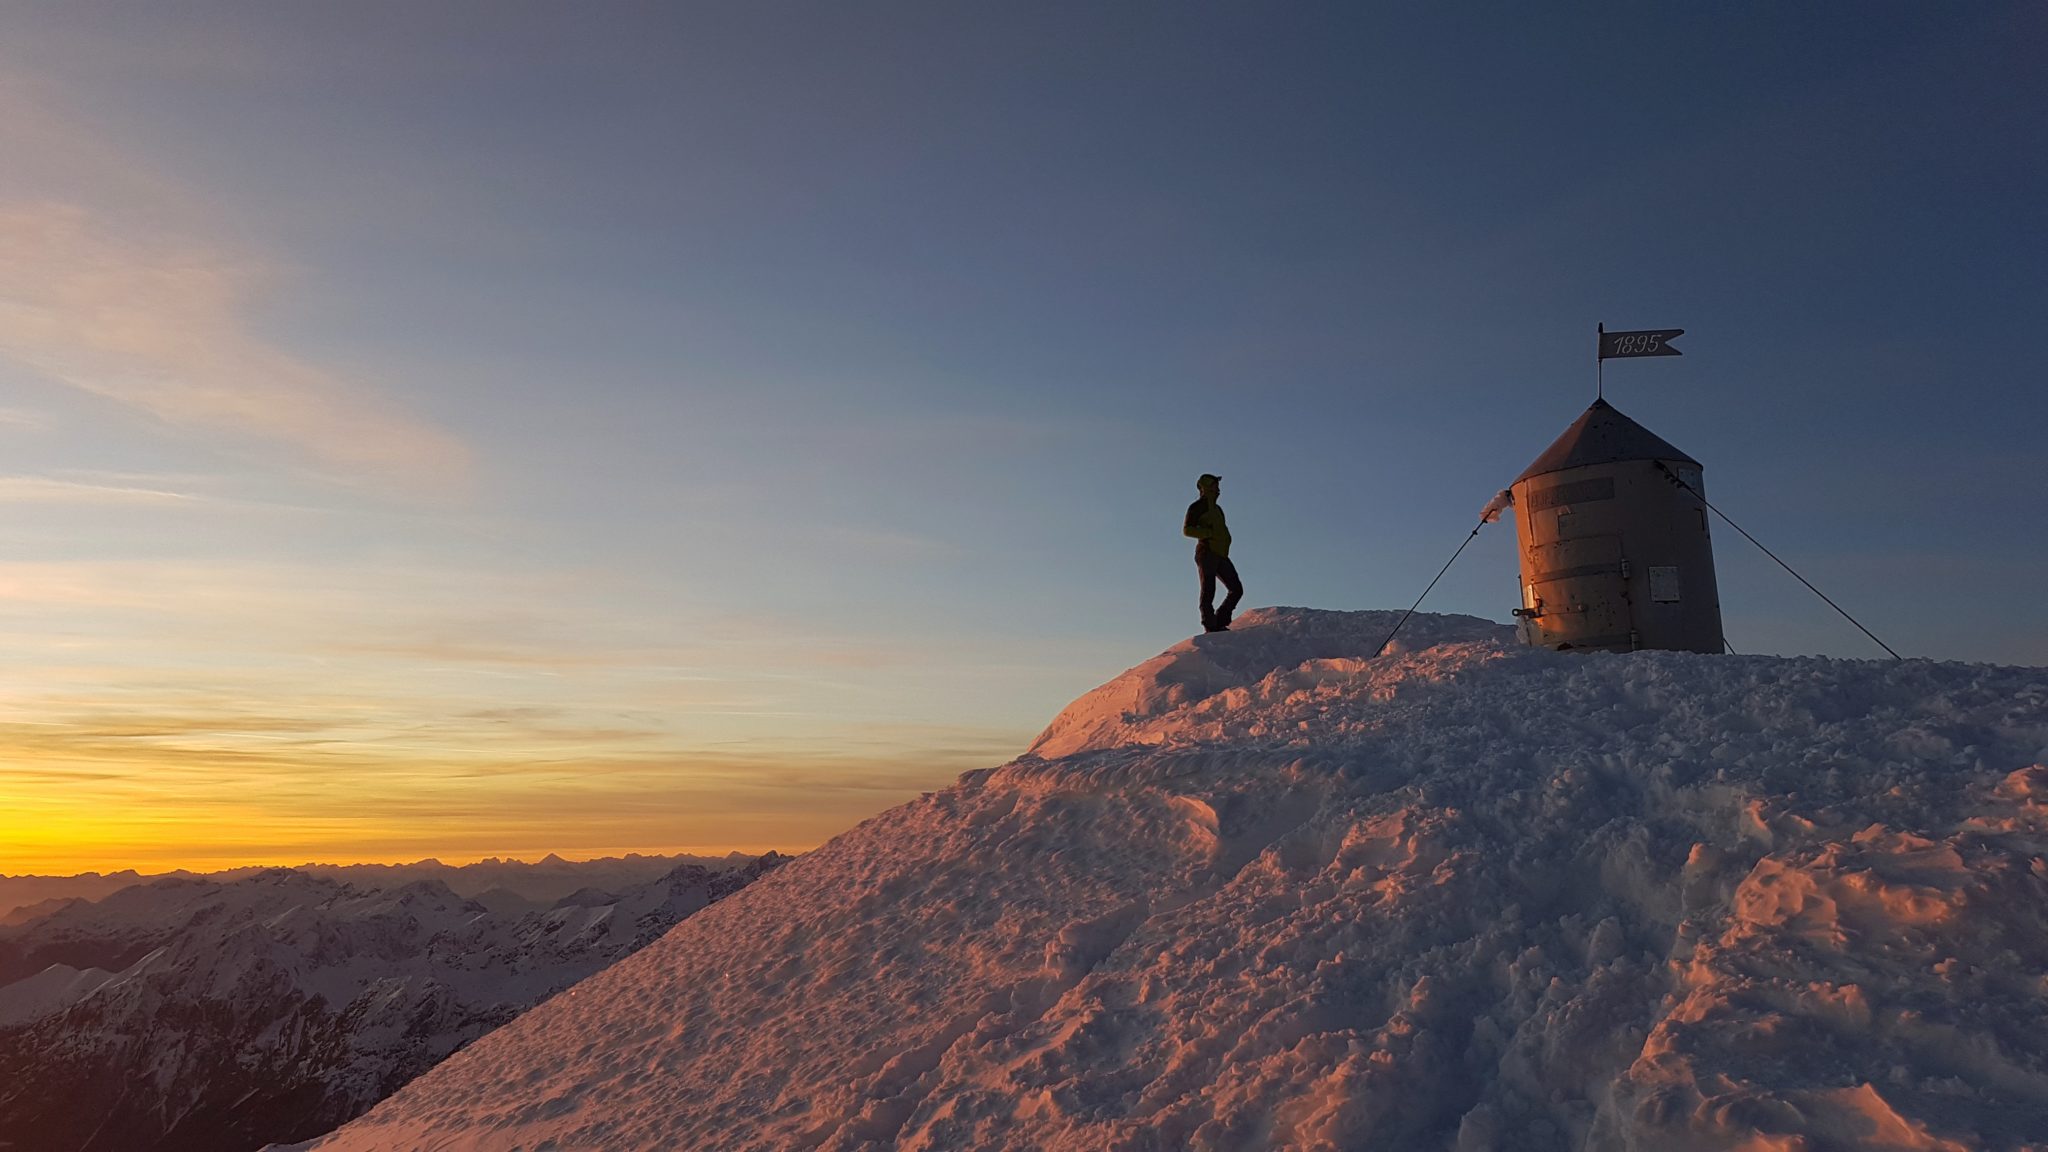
left=1197, top=549, right=1243, bottom=626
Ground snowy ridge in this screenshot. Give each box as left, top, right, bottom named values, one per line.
left=300, top=609, right=2048, bottom=1151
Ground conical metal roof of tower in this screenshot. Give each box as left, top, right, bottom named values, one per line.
left=1515, top=398, right=1699, bottom=484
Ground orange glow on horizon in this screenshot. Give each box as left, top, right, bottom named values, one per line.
left=0, top=713, right=1025, bottom=876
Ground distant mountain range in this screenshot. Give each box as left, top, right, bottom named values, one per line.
left=0, top=851, right=752, bottom=919
left=0, top=852, right=785, bottom=1152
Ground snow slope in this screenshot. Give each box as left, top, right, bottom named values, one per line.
left=298, top=608, right=2048, bottom=1151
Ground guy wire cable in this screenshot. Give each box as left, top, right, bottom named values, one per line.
left=1374, top=520, right=1487, bottom=659
left=1653, top=461, right=1902, bottom=661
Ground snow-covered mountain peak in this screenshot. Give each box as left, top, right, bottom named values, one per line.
left=297, top=611, right=2048, bottom=1152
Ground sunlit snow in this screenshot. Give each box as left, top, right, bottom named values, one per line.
left=292, top=608, right=2048, bottom=1151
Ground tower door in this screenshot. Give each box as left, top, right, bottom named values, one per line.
left=1525, top=535, right=1630, bottom=650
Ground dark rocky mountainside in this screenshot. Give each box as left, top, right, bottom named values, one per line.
left=0, top=854, right=784, bottom=1152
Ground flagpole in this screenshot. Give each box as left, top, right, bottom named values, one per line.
left=1596, top=322, right=1604, bottom=400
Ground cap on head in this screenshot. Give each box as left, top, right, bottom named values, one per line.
left=1197, top=473, right=1222, bottom=491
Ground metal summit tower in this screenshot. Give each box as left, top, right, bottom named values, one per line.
left=1508, top=399, right=1725, bottom=654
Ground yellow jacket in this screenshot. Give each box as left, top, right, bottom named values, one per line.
left=1183, top=499, right=1231, bottom=558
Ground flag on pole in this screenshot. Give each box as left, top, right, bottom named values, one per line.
left=1598, top=325, right=1685, bottom=359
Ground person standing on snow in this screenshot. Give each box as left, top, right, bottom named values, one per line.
left=1184, top=473, right=1242, bottom=633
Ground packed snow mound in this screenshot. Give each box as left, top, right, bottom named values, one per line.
left=297, top=609, right=2048, bottom=1152
left=1029, top=606, right=1514, bottom=758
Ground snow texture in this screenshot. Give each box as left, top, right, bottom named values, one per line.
left=296, top=608, right=2048, bottom=1151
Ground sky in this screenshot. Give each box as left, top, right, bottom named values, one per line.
left=1, top=2, right=2043, bottom=874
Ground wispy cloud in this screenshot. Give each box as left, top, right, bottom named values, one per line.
left=0, top=558, right=922, bottom=677
left=0, top=202, right=471, bottom=495
left=0, top=76, right=469, bottom=496
left=0, top=475, right=198, bottom=505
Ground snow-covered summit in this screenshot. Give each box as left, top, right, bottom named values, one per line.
left=299, top=608, right=2048, bottom=1151
left=1029, top=606, right=1512, bottom=758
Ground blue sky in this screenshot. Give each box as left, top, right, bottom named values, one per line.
left=1, top=3, right=2042, bottom=870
